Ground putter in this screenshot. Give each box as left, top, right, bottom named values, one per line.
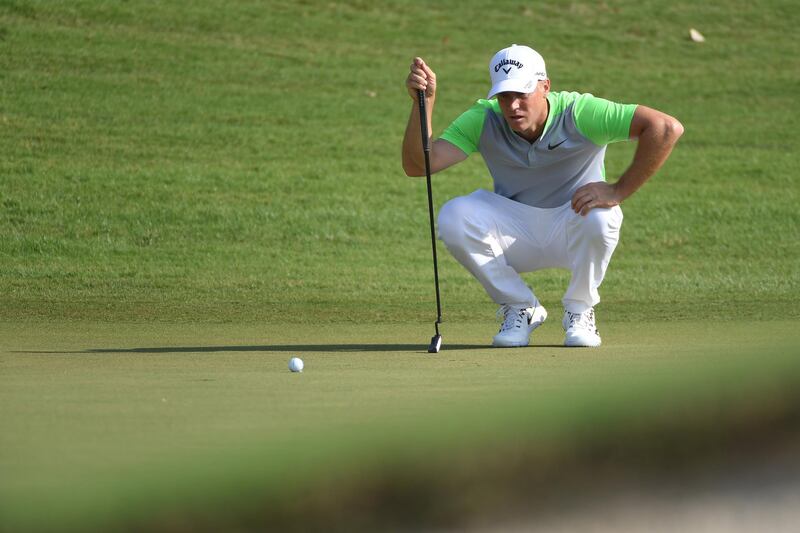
left=417, top=89, right=443, bottom=353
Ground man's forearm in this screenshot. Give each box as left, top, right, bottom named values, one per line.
left=402, top=96, right=435, bottom=177
left=614, top=117, right=683, bottom=200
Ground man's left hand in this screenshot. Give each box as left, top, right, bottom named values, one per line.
left=571, top=182, right=623, bottom=216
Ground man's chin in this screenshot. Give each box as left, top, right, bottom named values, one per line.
left=506, top=119, right=526, bottom=132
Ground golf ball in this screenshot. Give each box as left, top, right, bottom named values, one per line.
left=288, top=357, right=304, bottom=373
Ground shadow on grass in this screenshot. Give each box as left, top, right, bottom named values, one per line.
left=15, top=343, right=568, bottom=355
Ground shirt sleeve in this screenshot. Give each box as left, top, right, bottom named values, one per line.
left=572, top=94, right=637, bottom=146
left=439, top=100, right=489, bottom=155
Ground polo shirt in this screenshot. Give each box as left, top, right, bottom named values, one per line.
left=440, top=92, right=637, bottom=208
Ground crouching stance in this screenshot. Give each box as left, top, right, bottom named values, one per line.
left=402, top=45, right=683, bottom=347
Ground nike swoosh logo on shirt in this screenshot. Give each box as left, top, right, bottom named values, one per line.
left=547, top=139, right=567, bottom=150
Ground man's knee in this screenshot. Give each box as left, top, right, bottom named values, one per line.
left=578, top=207, right=623, bottom=245
left=438, top=196, right=480, bottom=245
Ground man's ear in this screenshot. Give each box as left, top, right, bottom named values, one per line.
left=541, top=79, right=551, bottom=96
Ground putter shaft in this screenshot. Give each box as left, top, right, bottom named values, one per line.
left=417, top=89, right=442, bottom=337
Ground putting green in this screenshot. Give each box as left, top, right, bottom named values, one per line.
left=1, top=319, right=797, bottom=531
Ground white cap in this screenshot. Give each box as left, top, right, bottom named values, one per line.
left=487, top=44, right=548, bottom=99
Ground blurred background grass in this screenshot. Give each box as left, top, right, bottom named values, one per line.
left=2, top=0, right=797, bottom=324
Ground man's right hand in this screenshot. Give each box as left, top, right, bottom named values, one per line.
left=406, top=57, right=436, bottom=101
left=402, top=56, right=466, bottom=176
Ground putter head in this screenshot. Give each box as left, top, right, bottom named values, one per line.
left=428, top=334, right=442, bottom=353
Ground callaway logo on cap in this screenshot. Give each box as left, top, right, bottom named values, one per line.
left=487, top=44, right=548, bottom=99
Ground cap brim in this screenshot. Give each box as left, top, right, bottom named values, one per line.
left=487, top=78, right=541, bottom=99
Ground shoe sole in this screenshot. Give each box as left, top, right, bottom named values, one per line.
left=564, top=334, right=602, bottom=348
left=492, top=307, right=548, bottom=348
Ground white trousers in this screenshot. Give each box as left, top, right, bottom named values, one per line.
left=437, top=189, right=623, bottom=314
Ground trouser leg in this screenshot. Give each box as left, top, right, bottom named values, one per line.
left=437, top=191, right=536, bottom=308
left=563, top=206, right=623, bottom=313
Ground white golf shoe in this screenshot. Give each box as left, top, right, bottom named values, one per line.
left=492, top=302, right=548, bottom=348
left=563, top=308, right=602, bottom=347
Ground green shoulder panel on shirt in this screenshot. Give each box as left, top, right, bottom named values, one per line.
left=571, top=93, right=638, bottom=145
left=542, top=91, right=576, bottom=136
left=439, top=99, right=498, bottom=155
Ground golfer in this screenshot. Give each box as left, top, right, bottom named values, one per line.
left=402, top=45, right=683, bottom=347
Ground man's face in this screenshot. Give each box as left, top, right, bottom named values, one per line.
left=496, top=80, right=550, bottom=138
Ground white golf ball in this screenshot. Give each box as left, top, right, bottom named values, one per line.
left=288, top=357, right=304, bottom=373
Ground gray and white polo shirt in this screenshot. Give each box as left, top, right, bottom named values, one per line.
left=440, top=92, right=637, bottom=208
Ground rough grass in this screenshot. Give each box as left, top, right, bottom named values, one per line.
left=1, top=0, right=798, bottom=324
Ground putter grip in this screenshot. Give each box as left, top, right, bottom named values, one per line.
left=417, top=89, right=430, bottom=152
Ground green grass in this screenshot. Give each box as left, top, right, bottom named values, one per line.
left=1, top=0, right=799, bottom=530
left=2, top=319, right=799, bottom=531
